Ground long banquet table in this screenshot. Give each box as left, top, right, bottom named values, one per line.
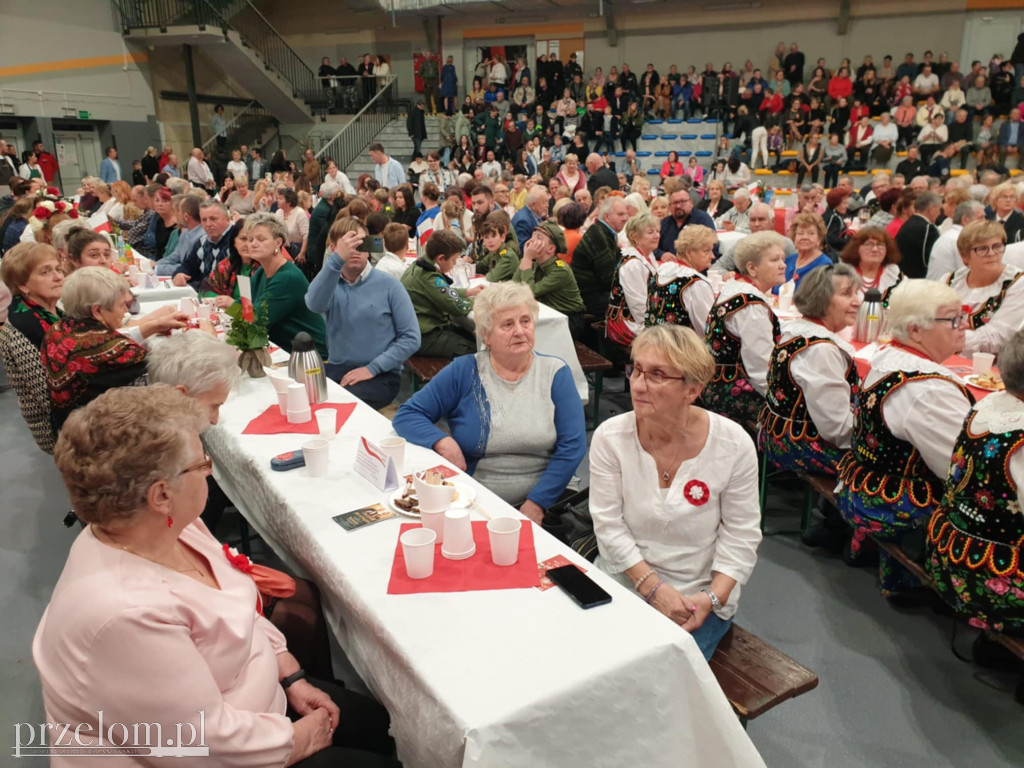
left=206, top=373, right=766, bottom=768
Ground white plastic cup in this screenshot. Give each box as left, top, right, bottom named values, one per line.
left=197, top=304, right=212, bottom=321
left=276, top=391, right=288, bottom=416
left=302, top=438, right=329, bottom=477
left=178, top=297, right=197, bottom=316
left=709, top=272, right=723, bottom=294
left=973, top=352, right=995, bottom=376
left=315, top=409, right=336, bottom=439
left=287, top=407, right=311, bottom=424
left=268, top=374, right=291, bottom=394
left=379, top=437, right=406, bottom=476
left=487, top=517, right=522, bottom=566
left=420, top=509, right=445, bottom=544
left=778, top=293, right=793, bottom=313
left=401, top=528, right=437, bottom=579
left=286, top=382, right=308, bottom=412
left=442, top=508, right=474, bottom=556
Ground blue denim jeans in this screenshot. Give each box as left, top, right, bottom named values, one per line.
left=324, top=364, right=400, bottom=411
left=690, top=612, right=733, bottom=661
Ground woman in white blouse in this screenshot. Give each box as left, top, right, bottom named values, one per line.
left=275, top=187, right=309, bottom=266
left=590, top=324, right=762, bottom=660
left=759, top=263, right=862, bottom=476
left=646, top=224, right=717, bottom=334
left=702, top=230, right=787, bottom=425
left=942, top=220, right=1024, bottom=356
left=324, top=159, right=356, bottom=196
left=227, top=149, right=248, bottom=179
left=836, top=279, right=974, bottom=592
left=488, top=55, right=508, bottom=90
left=605, top=212, right=660, bottom=352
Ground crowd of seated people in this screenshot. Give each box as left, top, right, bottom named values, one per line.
left=4, top=39, right=1024, bottom=756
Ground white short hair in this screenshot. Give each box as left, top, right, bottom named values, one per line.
left=473, top=282, right=539, bottom=342
left=623, top=192, right=647, bottom=214
left=61, top=267, right=130, bottom=318
left=886, top=279, right=962, bottom=341
left=147, top=332, right=241, bottom=397
left=319, top=180, right=341, bottom=200
left=51, top=219, right=89, bottom=252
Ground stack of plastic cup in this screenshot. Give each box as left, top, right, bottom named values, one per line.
left=286, top=382, right=311, bottom=424
left=441, top=508, right=475, bottom=560
left=413, top=472, right=455, bottom=543
left=178, top=297, right=197, bottom=317
left=487, top=517, right=522, bottom=566
left=401, top=528, right=436, bottom=579
left=267, top=374, right=291, bottom=415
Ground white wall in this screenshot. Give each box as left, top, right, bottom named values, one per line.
left=0, top=0, right=154, bottom=122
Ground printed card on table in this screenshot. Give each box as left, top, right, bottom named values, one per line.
left=333, top=503, right=398, bottom=532
left=537, top=555, right=583, bottom=591
left=354, top=436, right=400, bottom=491
left=404, top=464, right=459, bottom=483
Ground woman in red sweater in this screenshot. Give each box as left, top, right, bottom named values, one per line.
left=827, top=67, right=853, bottom=105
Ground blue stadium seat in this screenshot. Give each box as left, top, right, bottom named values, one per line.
left=667, top=118, right=683, bottom=124
left=687, top=118, right=703, bottom=124
left=695, top=150, right=713, bottom=157
left=654, top=151, right=670, bottom=157
left=636, top=151, right=652, bottom=157
left=647, top=119, right=665, bottom=125
left=642, top=134, right=658, bottom=140
left=700, top=134, right=717, bottom=140
left=661, top=134, right=678, bottom=140
left=682, top=134, right=698, bottom=140
left=680, top=151, right=693, bottom=157
left=647, top=168, right=661, bottom=175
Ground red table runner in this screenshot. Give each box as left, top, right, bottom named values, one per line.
left=243, top=402, right=357, bottom=435
left=388, top=521, right=540, bottom=595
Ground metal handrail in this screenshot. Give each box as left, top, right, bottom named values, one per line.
left=113, top=0, right=327, bottom=117
left=315, top=77, right=399, bottom=177
left=201, top=99, right=259, bottom=151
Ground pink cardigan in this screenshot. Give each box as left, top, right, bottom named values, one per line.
left=33, top=521, right=294, bottom=766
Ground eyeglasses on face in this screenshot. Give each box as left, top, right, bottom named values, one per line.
left=630, top=365, right=686, bottom=386
left=970, top=244, right=1005, bottom=257
left=933, top=314, right=967, bottom=330
left=179, top=453, right=213, bottom=476
left=861, top=240, right=886, bottom=250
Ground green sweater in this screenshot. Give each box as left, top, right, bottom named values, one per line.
left=512, top=256, right=585, bottom=314
left=479, top=244, right=520, bottom=283
left=400, top=257, right=472, bottom=336
left=250, top=260, right=328, bottom=358
left=571, top=220, right=621, bottom=316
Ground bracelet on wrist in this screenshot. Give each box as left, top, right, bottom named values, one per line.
left=701, top=587, right=723, bottom=613
left=280, top=669, right=307, bottom=689
left=644, top=580, right=663, bottom=604
left=633, top=570, right=657, bottom=592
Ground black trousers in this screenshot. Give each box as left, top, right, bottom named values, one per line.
left=291, top=677, right=401, bottom=767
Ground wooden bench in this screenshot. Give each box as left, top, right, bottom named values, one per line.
left=405, top=356, right=449, bottom=392
left=709, top=624, right=819, bottom=726
left=574, top=340, right=614, bottom=430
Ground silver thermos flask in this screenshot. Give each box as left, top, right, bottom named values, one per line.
left=287, top=332, right=327, bottom=404
left=853, top=288, right=883, bottom=344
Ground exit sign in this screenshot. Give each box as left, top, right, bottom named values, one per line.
left=78, top=110, right=91, bottom=119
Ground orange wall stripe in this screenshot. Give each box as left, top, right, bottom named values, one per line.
left=462, top=23, right=584, bottom=39
left=965, top=0, right=1024, bottom=7
left=0, top=52, right=148, bottom=79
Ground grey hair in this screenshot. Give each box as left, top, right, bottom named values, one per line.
left=968, top=184, right=990, bottom=203
left=598, top=195, right=626, bottom=219
left=147, top=332, right=241, bottom=397
left=914, top=192, right=942, bottom=212
left=473, top=282, right=539, bottom=342
left=733, top=231, right=787, bottom=276
left=199, top=199, right=229, bottom=216
left=61, top=266, right=130, bottom=319
left=51, top=219, right=89, bottom=252
left=319, top=180, right=341, bottom=200
left=166, top=177, right=190, bottom=195
left=624, top=212, right=659, bottom=246
left=954, top=200, right=985, bottom=225
left=886, top=279, right=962, bottom=341
left=793, top=263, right=862, bottom=319
left=999, top=331, right=1024, bottom=397
left=732, top=187, right=751, bottom=201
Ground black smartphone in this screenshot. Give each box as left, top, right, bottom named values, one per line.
left=356, top=235, right=384, bottom=253
left=546, top=564, right=612, bottom=610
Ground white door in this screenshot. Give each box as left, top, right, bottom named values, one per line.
left=53, top=130, right=102, bottom=193
left=960, top=14, right=1024, bottom=76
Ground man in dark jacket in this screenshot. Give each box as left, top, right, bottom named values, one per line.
left=894, top=192, right=942, bottom=278
left=571, top=197, right=629, bottom=316
left=585, top=153, right=619, bottom=196
left=406, top=100, right=428, bottom=159
left=306, top=179, right=343, bottom=278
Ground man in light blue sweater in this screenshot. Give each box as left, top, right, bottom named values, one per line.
left=305, top=227, right=421, bottom=409
left=155, top=195, right=203, bottom=276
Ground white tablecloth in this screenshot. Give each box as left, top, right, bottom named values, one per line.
left=131, top=281, right=197, bottom=302
left=206, top=375, right=764, bottom=768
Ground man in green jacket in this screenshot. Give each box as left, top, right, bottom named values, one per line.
left=571, top=196, right=629, bottom=316
left=513, top=221, right=586, bottom=339
left=400, top=230, right=485, bottom=358
left=306, top=179, right=341, bottom=278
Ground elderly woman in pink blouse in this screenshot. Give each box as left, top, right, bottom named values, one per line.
left=34, top=386, right=400, bottom=768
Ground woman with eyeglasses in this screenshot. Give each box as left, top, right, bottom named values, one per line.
left=836, top=279, right=974, bottom=594
left=759, top=263, right=862, bottom=477
left=589, top=324, right=762, bottom=660
left=839, top=227, right=904, bottom=303
left=942, top=220, right=1024, bottom=356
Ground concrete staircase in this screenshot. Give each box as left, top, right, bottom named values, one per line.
left=344, top=114, right=442, bottom=178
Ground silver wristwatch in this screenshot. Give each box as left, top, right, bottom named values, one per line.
left=701, top=587, right=723, bottom=614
